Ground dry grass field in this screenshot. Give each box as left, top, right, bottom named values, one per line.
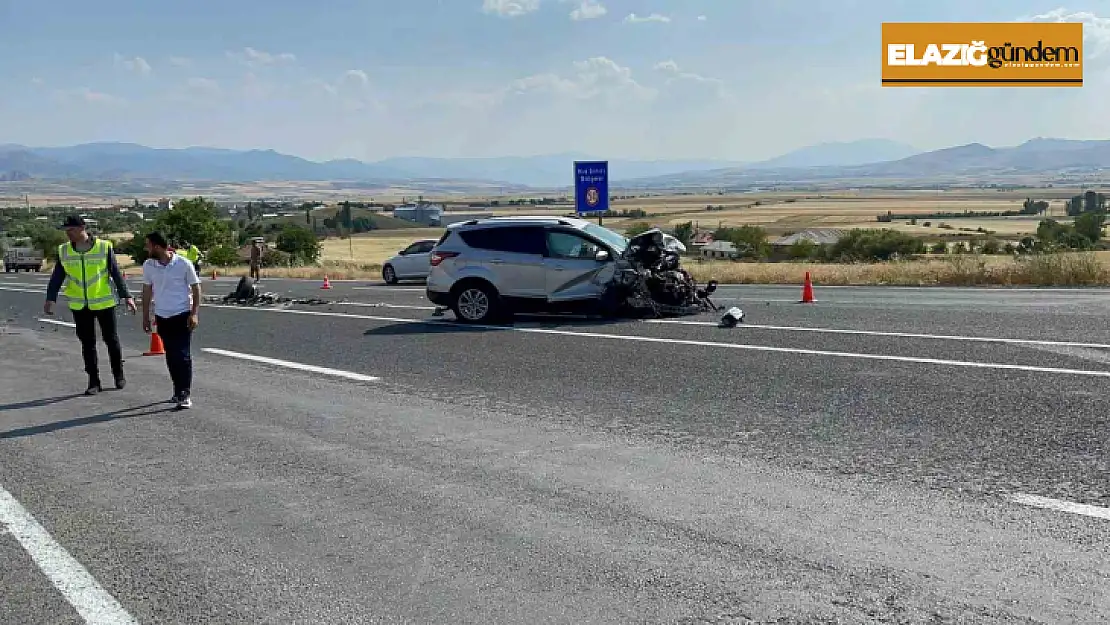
left=205, top=251, right=1110, bottom=287
left=77, top=188, right=1107, bottom=286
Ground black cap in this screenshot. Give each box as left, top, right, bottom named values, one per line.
left=61, top=215, right=86, bottom=229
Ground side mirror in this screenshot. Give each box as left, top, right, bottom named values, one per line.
left=595, top=249, right=610, bottom=262
left=398, top=250, right=407, bottom=255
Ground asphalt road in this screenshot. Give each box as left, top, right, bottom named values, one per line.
left=1, top=274, right=1109, bottom=623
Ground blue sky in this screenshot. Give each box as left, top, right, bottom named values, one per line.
left=2, top=0, right=1109, bottom=162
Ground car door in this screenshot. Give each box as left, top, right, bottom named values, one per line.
left=458, top=226, right=548, bottom=299
left=543, top=228, right=612, bottom=302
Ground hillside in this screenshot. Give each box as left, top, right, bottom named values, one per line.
left=0, top=142, right=743, bottom=188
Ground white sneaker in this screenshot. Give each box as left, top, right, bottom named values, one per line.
left=176, top=394, right=193, bottom=409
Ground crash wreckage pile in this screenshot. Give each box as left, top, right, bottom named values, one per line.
left=203, top=276, right=331, bottom=307
left=603, top=228, right=726, bottom=319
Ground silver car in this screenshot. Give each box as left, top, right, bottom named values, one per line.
left=425, top=216, right=630, bottom=323
left=381, top=238, right=439, bottom=284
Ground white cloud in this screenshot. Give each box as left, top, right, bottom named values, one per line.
left=482, top=0, right=540, bottom=17
left=312, top=70, right=383, bottom=113
left=228, top=47, right=296, bottom=67
left=1025, top=8, right=1110, bottom=58
left=697, top=15, right=707, bottom=21
left=569, top=0, right=606, bottom=20
left=30, top=77, right=43, bottom=86
left=651, top=60, right=726, bottom=97
left=113, top=53, right=152, bottom=76
left=168, top=56, right=193, bottom=68
left=624, top=12, right=670, bottom=23
left=53, top=87, right=126, bottom=106
left=522, top=56, right=653, bottom=100
left=186, top=77, right=220, bottom=94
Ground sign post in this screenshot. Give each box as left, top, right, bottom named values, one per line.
left=574, top=160, right=609, bottom=225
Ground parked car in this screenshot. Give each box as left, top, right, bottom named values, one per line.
left=382, top=238, right=439, bottom=284
left=425, top=216, right=631, bottom=322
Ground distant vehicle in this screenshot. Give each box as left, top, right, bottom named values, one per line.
left=381, top=238, right=439, bottom=284
left=425, top=215, right=631, bottom=323
left=3, top=247, right=44, bottom=272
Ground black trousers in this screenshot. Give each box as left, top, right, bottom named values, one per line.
left=72, top=305, right=123, bottom=383
left=155, top=312, right=194, bottom=396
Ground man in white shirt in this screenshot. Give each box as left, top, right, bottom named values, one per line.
left=141, top=231, right=202, bottom=409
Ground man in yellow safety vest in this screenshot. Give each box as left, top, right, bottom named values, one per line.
left=180, top=239, right=201, bottom=273
left=44, top=215, right=138, bottom=394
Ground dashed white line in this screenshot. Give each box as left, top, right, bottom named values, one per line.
left=203, top=305, right=1110, bottom=378
left=37, top=317, right=76, bottom=328
left=202, top=348, right=380, bottom=382
left=0, top=486, right=138, bottom=624
left=1007, top=493, right=1110, bottom=521
left=647, top=319, right=1110, bottom=350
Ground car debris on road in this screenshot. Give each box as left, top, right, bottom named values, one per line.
left=602, top=228, right=723, bottom=318
left=204, top=276, right=332, bottom=307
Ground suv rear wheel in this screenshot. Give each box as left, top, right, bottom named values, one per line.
left=451, top=281, right=499, bottom=323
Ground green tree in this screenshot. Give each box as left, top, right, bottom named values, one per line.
left=671, top=221, right=694, bottom=246
left=153, top=197, right=233, bottom=251
left=28, top=226, right=67, bottom=260
left=275, top=223, right=321, bottom=264
left=1074, top=211, right=1105, bottom=244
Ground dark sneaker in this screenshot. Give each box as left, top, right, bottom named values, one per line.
left=176, top=392, right=192, bottom=409
left=85, top=379, right=102, bottom=395
left=114, top=375, right=126, bottom=390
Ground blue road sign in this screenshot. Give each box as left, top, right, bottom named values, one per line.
left=574, top=160, right=609, bottom=214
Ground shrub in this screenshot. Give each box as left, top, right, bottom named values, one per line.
left=261, top=248, right=293, bottom=267
left=828, top=229, right=925, bottom=262
left=206, top=245, right=240, bottom=266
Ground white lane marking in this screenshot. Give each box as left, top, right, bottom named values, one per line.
left=202, top=305, right=1110, bottom=378
left=36, top=317, right=76, bottom=328
left=1007, top=493, right=1110, bottom=521
left=352, top=286, right=424, bottom=291
left=647, top=319, right=1110, bottom=350
left=0, top=486, right=139, bottom=624
left=330, top=302, right=433, bottom=310
left=714, top=284, right=1110, bottom=294
left=202, top=348, right=380, bottom=382
left=0, top=285, right=43, bottom=293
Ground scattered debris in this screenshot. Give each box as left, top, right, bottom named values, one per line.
left=203, top=276, right=332, bottom=307
left=605, top=228, right=722, bottom=318
left=719, top=306, right=745, bottom=328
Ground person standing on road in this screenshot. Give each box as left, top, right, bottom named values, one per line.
left=141, top=231, right=201, bottom=409
left=43, top=216, right=138, bottom=395
left=181, top=240, right=202, bottom=274
left=249, top=240, right=262, bottom=282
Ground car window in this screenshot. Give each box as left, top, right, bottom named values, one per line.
left=460, top=226, right=546, bottom=255
left=410, top=241, right=434, bottom=254
left=546, top=230, right=601, bottom=260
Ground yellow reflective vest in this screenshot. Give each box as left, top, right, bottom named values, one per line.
left=182, top=245, right=200, bottom=262
left=57, top=238, right=117, bottom=311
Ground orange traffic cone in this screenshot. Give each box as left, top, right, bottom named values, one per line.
left=800, top=271, right=815, bottom=303
left=321, top=275, right=332, bottom=289
left=143, top=327, right=165, bottom=356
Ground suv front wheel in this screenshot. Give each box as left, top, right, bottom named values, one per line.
left=451, top=281, right=500, bottom=323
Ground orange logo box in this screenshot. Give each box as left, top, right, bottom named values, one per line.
left=881, top=22, right=1083, bottom=87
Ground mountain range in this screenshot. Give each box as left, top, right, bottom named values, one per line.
left=0, top=139, right=917, bottom=189
left=2, top=137, right=1110, bottom=190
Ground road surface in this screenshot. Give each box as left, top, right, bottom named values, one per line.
left=1, top=274, right=1108, bottom=623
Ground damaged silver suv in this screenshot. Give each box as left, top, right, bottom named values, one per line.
left=426, top=216, right=630, bottom=323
